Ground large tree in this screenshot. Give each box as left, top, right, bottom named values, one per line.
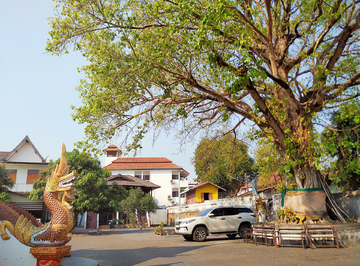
left=192, top=134, right=257, bottom=193
left=47, top=0, right=360, bottom=189
left=0, top=164, right=14, bottom=203
left=120, top=188, right=158, bottom=225
left=29, top=149, right=113, bottom=215
left=322, top=100, right=360, bottom=191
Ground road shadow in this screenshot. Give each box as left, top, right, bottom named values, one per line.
left=72, top=244, right=207, bottom=266
left=201, top=236, right=242, bottom=242
left=72, top=228, right=157, bottom=235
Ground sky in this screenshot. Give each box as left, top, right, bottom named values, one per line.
left=0, top=1, right=197, bottom=180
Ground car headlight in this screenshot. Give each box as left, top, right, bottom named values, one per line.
left=180, top=219, right=196, bottom=226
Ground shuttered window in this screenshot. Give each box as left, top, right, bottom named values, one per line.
left=27, top=170, right=40, bottom=184
left=6, top=169, right=17, bottom=183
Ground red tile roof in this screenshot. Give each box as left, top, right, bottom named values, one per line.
left=103, top=145, right=121, bottom=152
left=241, top=183, right=253, bottom=189
left=113, top=157, right=172, bottom=163
left=104, top=157, right=189, bottom=175
left=257, top=171, right=281, bottom=187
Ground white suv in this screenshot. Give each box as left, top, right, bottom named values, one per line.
left=175, top=206, right=256, bottom=242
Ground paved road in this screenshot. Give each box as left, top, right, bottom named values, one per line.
left=68, top=228, right=360, bottom=266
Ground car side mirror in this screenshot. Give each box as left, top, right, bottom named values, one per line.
left=208, top=213, right=214, bottom=217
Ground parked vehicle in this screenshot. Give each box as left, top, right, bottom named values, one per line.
left=175, top=206, right=256, bottom=242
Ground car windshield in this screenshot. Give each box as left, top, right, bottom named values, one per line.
left=197, top=208, right=213, bottom=217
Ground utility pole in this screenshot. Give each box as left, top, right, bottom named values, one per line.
left=178, top=169, right=181, bottom=206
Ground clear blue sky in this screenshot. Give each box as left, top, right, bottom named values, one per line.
left=0, top=1, right=196, bottom=180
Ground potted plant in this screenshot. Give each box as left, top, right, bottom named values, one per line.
left=112, top=219, right=120, bottom=229
left=119, top=219, right=125, bottom=228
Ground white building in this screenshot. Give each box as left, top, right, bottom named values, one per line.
left=103, top=145, right=190, bottom=207
left=0, top=136, right=48, bottom=218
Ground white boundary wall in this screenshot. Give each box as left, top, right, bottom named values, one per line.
left=0, top=222, right=36, bottom=266
left=150, top=209, right=168, bottom=225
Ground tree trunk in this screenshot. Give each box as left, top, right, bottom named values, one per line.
left=293, top=166, right=321, bottom=189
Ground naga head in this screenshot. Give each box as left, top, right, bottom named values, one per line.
left=46, top=144, right=77, bottom=193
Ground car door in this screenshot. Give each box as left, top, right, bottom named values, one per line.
left=206, top=208, right=228, bottom=233
left=222, top=207, right=239, bottom=232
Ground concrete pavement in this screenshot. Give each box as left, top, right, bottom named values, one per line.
left=67, top=227, right=360, bottom=266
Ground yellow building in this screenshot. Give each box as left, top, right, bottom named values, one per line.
left=183, top=181, right=226, bottom=204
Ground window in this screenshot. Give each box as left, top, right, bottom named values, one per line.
left=172, top=190, right=179, bottom=197
left=27, top=170, right=40, bottom=184
left=197, top=208, right=213, bottom=217
left=203, top=193, right=209, bottom=201
left=223, top=208, right=235, bottom=216
left=234, top=208, right=254, bottom=214
left=28, top=170, right=39, bottom=174
left=201, top=192, right=212, bottom=202
left=134, top=171, right=141, bottom=179
left=107, top=151, right=117, bottom=157
left=143, top=170, right=150, bottom=181
left=6, top=169, right=17, bottom=183
left=135, top=170, right=150, bottom=180
left=210, top=208, right=223, bottom=217
left=172, top=170, right=179, bottom=180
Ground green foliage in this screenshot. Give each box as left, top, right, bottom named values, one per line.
left=47, top=0, right=360, bottom=188
left=120, top=188, right=158, bottom=225
left=277, top=207, right=297, bottom=223
left=0, top=164, right=14, bottom=202
left=322, top=100, right=360, bottom=191
left=0, top=163, right=14, bottom=192
left=192, top=134, right=257, bottom=194
left=154, top=221, right=165, bottom=235
left=28, top=149, right=112, bottom=213
left=254, top=143, right=283, bottom=185
left=0, top=192, right=12, bottom=203
left=28, top=176, right=47, bottom=201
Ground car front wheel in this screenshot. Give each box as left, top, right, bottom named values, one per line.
left=239, top=224, right=250, bottom=239
left=193, top=227, right=207, bottom=242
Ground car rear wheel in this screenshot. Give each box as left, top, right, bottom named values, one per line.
left=183, top=235, right=192, bottom=241
left=226, top=234, right=237, bottom=239
left=193, top=227, right=207, bottom=242
left=239, top=224, right=250, bottom=239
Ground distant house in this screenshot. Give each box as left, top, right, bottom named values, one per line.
left=103, top=145, right=190, bottom=207
left=182, top=181, right=226, bottom=204
left=85, top=174, right=161, bottom=229
left=106, top=174, right=161, bottom=192
left=0, top=136, right=48, bottom=220
left=236, top=183, right=253, bottom=196
left=236, top=172, right=281, bottom=197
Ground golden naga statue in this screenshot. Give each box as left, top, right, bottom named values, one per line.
left=255, top=195, right=266, bottom=223
left=0, top=144, right=77, bottom=247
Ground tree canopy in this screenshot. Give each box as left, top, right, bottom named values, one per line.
left=47, top=0, right=360, bottom=189
left=0, top=164, right=14, bottom=203
left=119, top=188, right=158, bottom=225
left=192, top=134, right=257, bottom=193
left=254, top=142, right=290, bottom=192
left=322, top=100, right=360, bottom=191
left=29, top=149, right=112, bottom=213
